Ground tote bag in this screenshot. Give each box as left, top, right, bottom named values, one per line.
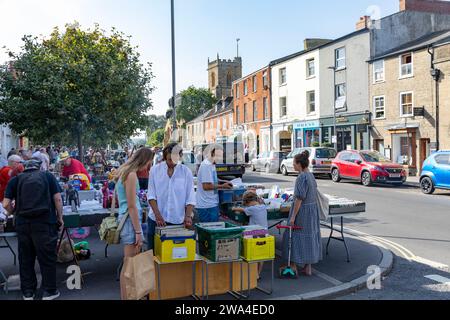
left=316, top=189, right=329, bottom=222
left=121, top=250, right=156, bottom=300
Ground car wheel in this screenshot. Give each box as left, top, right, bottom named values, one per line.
left=252, top=165, right=256, bottom=172
left=265, top=164, right=270, bottom=174
left=281, top=166, right=288, bottom=176
left=361, top=171, right=372, bottom=187
left=331, top=168, right=341, bottom=183
left=420, top=177, right=435, bottom=195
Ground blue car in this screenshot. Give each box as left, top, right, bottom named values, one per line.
left=420, top=151, right=450, bottom=194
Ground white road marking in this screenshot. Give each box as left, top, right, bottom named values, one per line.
left=424, top=275, right=450, bottom=285
left=414, top=257, right=449, bottom=271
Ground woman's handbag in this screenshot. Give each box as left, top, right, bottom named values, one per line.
left=316, top=189, right=329, bottom=222
left=99, top=184, right=129, bottom=245
left=121, top=250, right=156, bottom=300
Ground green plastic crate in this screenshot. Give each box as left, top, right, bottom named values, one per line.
left=195, top=222, right=244, bottom=262
left=220, top=204, right=249, bottom=224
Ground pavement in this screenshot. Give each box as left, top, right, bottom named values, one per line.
left=0, top=213, right=392, bottom=301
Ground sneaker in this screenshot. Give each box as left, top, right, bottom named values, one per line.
left=22, top=291, right=35, bottom=301
left=42, top=290, right=60, bottom=300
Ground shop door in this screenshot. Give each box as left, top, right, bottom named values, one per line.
left=419, top=139, right=430, bottom=173
left=337, top=129, right=352, bottom=152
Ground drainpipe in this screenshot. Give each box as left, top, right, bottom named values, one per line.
left=428, top=45, right=441, bottom=152
left=269, top=64, right=274, bottom=152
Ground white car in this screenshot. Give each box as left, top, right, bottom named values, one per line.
left=251, top=151, right=288, bottom=174
left=280, top=147, right=337, bottom=177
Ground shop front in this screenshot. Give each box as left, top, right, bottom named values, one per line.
left=293, top=120, right=321, bottom=148
left=320, top=113, right=371, bottom=152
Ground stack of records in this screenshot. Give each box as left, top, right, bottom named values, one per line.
left=242, top=225, right=269, bottom=239
left=156, top=226, right=195, bottom=238
left=326, top=195, right=366, bottom=215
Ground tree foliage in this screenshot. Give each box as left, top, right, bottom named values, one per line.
left=146, top=114, right=166, bottom=138
left=148, top=128, right=165, bottom=147
left=176, top=86, right=215, bottom=124
left=0, top=22, right=154, bottom=154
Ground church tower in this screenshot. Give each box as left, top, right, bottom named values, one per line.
left=207, top=54, right=242, bottom=100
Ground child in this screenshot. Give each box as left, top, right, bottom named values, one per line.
left=232, top=191, right=268, bottom=277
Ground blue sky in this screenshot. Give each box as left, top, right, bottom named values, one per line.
left=0, top=0, right=399, bottom=116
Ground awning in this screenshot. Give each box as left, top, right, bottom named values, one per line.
left=386, top=123, right=420, bottom=131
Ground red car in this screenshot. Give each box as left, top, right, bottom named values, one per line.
left=331, top=150, right=407, bottom=186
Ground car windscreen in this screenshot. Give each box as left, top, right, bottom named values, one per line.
left=361, top=151, right=390, bottom=163
left=316, top=148, right=337, bottom=159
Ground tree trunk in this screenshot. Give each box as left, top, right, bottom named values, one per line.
left=77, top=128, right=84, bottom=164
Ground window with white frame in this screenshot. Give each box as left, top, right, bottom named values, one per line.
left=373, top=96, right=385, bottom=119
left=307, top=59, right=315, bottom=77
left=253, top=101, right=257, bottom=121
left=400, top=53, right=413, bottom=77
left=253, top=75, right=257, bottom=92
left=236, top=84, right=240, bottom=98
left=263, top=71, right=268, bottom=87
left=373, top=60, right=385, bottom=82
left=279, top=68, right=287, bottom=85
left=263, top=97, right=268, bottom=120
left=229, top=114, right=233, bottom=127
left=400, top=92, right=413, bottom=117
left=335, top=47, right=346, bottom=69
left=236, top=106, right=240, bottom=125
left=223, top=116, right=227, bottom=130
left=335, top=83, right=346, bottom=110
left=280, top=97, right=287, bottom=117
left=307, top=91, right=315, bottom=114
left=244, top=80, right=248, bottom=95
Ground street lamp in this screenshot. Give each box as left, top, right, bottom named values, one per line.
left=328, top=66, right=337, bottom=150
left=171, top=0, right=177, bottom=131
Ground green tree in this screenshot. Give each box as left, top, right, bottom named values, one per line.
left=0, top=22, right=154, bottom=161
left=148, top=128, right=165, bottom=147
left=146, top=114, right=167, bottom=138
left=177, top=86, right=216, bottom=124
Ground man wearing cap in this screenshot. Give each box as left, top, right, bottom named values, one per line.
left=0, top=155, right=24, bottom=202
left=59, top=151, right=91, bottom=182
left=3, top=159, right=63, bottom=300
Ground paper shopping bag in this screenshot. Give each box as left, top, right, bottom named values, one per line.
left=121, top=250, right=156, bottom=300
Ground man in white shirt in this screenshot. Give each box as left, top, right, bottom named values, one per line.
left=196, top=144, right=232, bottom=223
left=147, top=143, right=196, bottom=250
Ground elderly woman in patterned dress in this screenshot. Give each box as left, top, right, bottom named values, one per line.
left=280, top=150, right=323, bottom=277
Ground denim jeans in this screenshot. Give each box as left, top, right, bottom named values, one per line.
left=16, top=223, right=58, bottom=294
left=197, top=206, right=220, bottom=223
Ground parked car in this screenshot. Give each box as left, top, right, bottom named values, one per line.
left=251, top=151, right=287, bottom=174
left=182, top=151, right=197, bottom=177
left=420, top=151, right=450, bottom=194
left=331, top=150, right=407, bottom=187
left=280, top=147, right=337, bottom=177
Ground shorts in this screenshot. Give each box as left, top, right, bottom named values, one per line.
left=120, top=215, right=143, bottom=245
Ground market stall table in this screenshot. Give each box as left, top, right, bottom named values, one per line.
left=238, top=258, right=274, bottom=299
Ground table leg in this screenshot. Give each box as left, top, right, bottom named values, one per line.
left=247, top=262, right=251, bottom=299
left=255, top=260, right=274, bottom=295
left=340, top=216, right=351, bottom=263
left=326, top=217, right=334, bottom=255
left=104, top=244, right=109, bottom=258
left=2, top=238, right=16, bottom=266
left=205, top=262, right=209, bottom=300
left=156, top=263, right=161, bottom=300
left=201, top=261, right=204, bottom=300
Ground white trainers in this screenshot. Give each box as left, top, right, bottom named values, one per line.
left=42, top=290, right=60, bottom=300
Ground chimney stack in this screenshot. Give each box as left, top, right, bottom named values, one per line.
left=356, top=15, right=371, bottom=31
left=400, top=0, right=450, bottom=14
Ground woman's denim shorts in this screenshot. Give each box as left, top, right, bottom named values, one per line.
left=120, top=213, right=143, bottom=245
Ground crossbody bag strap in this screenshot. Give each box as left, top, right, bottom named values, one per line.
left=110, top=182, right=119, bottom=217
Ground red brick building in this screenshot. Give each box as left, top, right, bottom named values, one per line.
left=232, top=66, right=271, bottom=158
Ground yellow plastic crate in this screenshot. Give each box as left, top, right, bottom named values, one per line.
left=242, top=236, right=275, bottom=261
left=154, top=234, right=196, bottom=263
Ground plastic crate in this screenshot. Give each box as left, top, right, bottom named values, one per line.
left=196, top=222, right=244, bottom=262
left=242, top=236, right=275, bottom=261
left=154, top=234, right=196, bottom=263
left=220, top=205, right=249, bottom=224
left=219, top=188, right=247, bottom=204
